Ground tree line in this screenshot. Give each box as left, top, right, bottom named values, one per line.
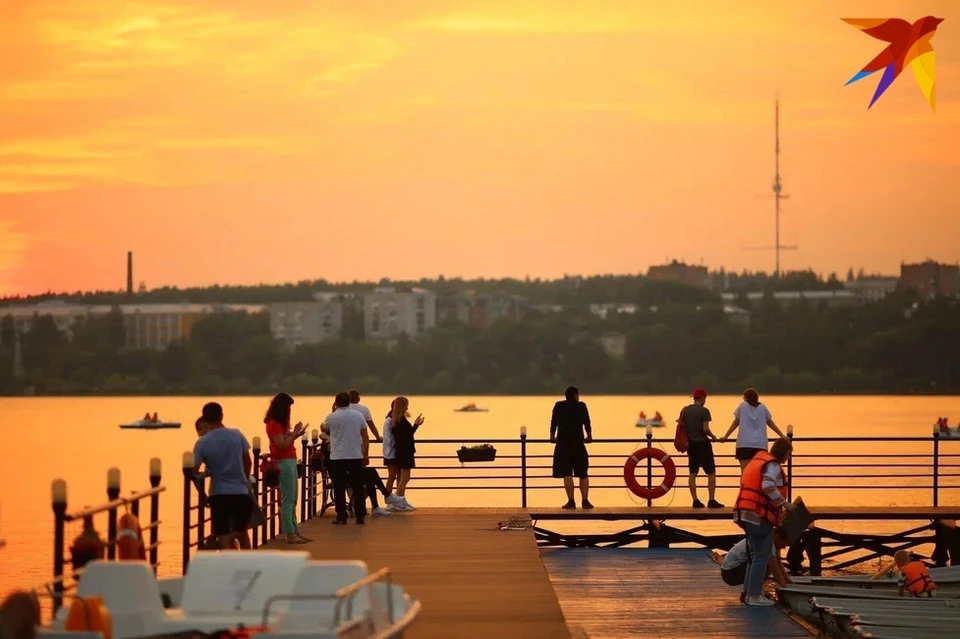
left=0, top=284, right=956, bottom=396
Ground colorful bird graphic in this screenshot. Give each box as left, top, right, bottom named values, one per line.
left=842, top=16, right=943, bottom=112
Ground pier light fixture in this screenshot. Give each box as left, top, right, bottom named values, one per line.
left=520, top=426, right=527, bottom=437
left=182, top=451, right=194, bottom=469
left=646, top=424, right=653, bottom=439
left=934, top=422, right=941, bottom=436
left=252, top=436, right=261, bottom=449
left=787, top=424, right=794, bottom=437
left=301, top=429, right=308, bottom=441
left=149, top=458, right=161, bottom=478
left=51, top=478, right=67, bottom=504
left=107, top=467, right=121, bottom=490
left=311, top=429, right=319, bottom=440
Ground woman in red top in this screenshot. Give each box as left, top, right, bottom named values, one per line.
left=264, top=392, right=309, bottom=544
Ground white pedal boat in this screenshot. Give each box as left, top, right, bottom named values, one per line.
left=39, top=552, right=420, bottom=639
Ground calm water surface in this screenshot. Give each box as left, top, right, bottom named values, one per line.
left=1, top=394, right=959, bottom=598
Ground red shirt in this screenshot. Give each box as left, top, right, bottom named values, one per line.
left=265, top=419, right=299, bottom=460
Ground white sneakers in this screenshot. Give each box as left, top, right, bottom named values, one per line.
left=745, top=595, right=775, bottom=607
left=371, top=506, right=391, bottom=517
left=385, top=493, right=416, bottom=511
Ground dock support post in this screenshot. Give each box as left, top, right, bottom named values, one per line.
left=311, top=431, right=320, bottom=518
left=933, top=427, right=940, bottom=507
left=252, top=438, right=261, bottom=549
left=520, top=426, right=528, bottom=508
left=785, top=425, right=794, bottom=502
left=181, top=452, right=193, bottom=575
left=51, top=479, right=67, bottom=614
left=645, top=427, right=653, bottom=508
left=106, top=468, right=121, bottom=560
left=806, top=528, right=823, bottom=576
left=300, top=433, right=308, bottom=524
left=148, top=458, right=161, bottom=572
left=933, top=520, right=960, bottom=567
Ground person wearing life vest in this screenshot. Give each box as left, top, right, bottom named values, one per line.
left=733, top=437, right=793, bottom=607
left=894, top=550, right=937, bottom=597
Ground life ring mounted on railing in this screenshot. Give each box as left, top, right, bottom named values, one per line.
left=623, top=447, right=677, bottom=500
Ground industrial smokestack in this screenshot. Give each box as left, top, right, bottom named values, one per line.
left=126, top=251, right=133, bottom=297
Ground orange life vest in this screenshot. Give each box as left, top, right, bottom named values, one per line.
left=901, top=561, right=936, bottom=596
left=734, top=451, right=787, bottom=526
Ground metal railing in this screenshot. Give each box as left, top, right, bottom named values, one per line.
left=178, top=426, right=960, bottom=568
left=43, top=459, right=165, bottom=614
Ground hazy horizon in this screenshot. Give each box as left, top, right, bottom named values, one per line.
left=2, top=0, right=957, bottom=295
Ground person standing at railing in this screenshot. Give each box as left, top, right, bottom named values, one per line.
left=733, top=437, right=794, bottom=607
left=719, top=388, right=788, bottom=471
left=390, top=396, right=424, bottom=512
left=383, top=399, right=399, bottom=498
left=550, top=386, right=594, bottom=510
left=348, top=388, right=382, bottom=441
left=264, top=392, right=310, bottom=544
left=193, top=402, right=255, bottom=550
left=323, top=391, right=370, bottom=524
left=681, top=388, right=723, bottom=509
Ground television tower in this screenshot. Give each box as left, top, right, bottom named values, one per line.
left=771, top=99, right=797, bottom=277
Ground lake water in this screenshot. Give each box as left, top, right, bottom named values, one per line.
left=1, top=394, right=959, bottom=599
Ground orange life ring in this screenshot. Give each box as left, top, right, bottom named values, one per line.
left=116, top=512, right=146, bottom=560
left=624, top=447, right=677, bottom=500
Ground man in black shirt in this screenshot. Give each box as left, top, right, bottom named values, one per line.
left=682, top=388, right=723, bottom=509
left=550, top=386, right=594, bottom=509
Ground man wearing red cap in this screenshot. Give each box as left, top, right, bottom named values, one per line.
left=681, top=388, right=723, bottom=508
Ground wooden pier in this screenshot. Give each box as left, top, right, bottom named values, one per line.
left=262, top=508, right=572, bottom=639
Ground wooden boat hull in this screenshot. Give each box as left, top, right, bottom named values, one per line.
left=454, top=408, right=489, bottom=413
left=635, top=420, right=665, bottom=427
left=119, top=421, right=181, bottom=429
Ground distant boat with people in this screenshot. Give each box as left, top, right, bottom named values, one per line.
left=936, top=417, right=960, bottom=438
left=120, top=412, right=181, bottom=429
left=454, top=403, right=489, bottom=413
left=635, top=411, right=665, bottom=427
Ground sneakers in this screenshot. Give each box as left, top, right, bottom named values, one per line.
left=562, top=500, right=576, bottom=509
left=692, top=500, right=705, bottom=508
left=386, top=493, right=402, bottom=506
left=371, top=506, right=392, bottom=517
left=582, top=500, right=594, bottom=509
left=707, top=499, right=725, bottom=509
left=386, top=497, right=416, bottom=512
left=745, top=595, right=775, bottom=607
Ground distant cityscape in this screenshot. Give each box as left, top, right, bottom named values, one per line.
left=0, top=258, right=957, bottom=359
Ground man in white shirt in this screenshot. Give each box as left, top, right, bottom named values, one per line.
left=322, top=391, right=370, bottom=525
left=348, top=389, right=381, bottom=440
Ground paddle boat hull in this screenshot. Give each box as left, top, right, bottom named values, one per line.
left=119, top=421, right=181, bottom=430
left=635, top=420, right=665, bottom=427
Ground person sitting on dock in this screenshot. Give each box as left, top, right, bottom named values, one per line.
left=720, top=529, right=792, bottom=599
left=550, top=386, right=594, bottom=509
left=681, top=388, right=723, bottom=509
left=894, top=550, right=937, bottom=597
left=192, top=402, right=254, bottom=550
left=734, top=436, right=793, bottom=606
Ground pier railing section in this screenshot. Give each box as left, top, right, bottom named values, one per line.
left=42, top=459, right=165, bottom=615
left=177, top=427, right=960, bottom=568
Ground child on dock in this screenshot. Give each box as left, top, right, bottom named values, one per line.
left=894, top=550, right=937, bottom=598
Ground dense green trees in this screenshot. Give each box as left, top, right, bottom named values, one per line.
left=0, top=280, right=957, bottom=396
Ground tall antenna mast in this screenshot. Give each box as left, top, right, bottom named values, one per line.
left=771, top=98, right=797, bottom=278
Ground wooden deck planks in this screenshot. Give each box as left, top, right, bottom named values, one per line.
left=262, top=510, right=571, bottom=639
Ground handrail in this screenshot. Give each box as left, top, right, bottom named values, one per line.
left=259, top=567, right=393, bottom=628
left=65, top=486, right=165, bottom=521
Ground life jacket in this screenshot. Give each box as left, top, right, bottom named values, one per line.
left=901, top=561, right=936, bottom=596
left=734, top=451, right=787, bottom=526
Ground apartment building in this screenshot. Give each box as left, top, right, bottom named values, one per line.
left=843, top=277, right=900, bottom=303
left=436, top=291, right=528, bottom=328
left=0, top=301, right=265, bottom=349
left=363, top=286, right=436, bottom=342
left=268, top=298, right=344, bottom=350
left=900, top=261, right=960, bottom=299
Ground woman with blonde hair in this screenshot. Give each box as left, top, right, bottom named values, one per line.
left=389, top=396, right=424, bottom=511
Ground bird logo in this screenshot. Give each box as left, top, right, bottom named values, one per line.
left=842, top=17, right=943, bottom=112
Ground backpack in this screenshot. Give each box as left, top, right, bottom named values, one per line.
left=674, top=407, right=689, bottom=454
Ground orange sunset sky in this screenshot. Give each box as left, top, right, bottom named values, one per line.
left=0, top=0, right=957, bottom=296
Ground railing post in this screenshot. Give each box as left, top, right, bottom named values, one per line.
left=252, top=437, right=261, bottom=549
left=300, top=433, right=309, bottom=523
left=51, top=479, right=67, bottom=614
left=311, top=430, right=320, bottom=518
left=786, top=424, right=794, bottom=502
left=181, top=452, right=193, bottom=575
left=148, top=458, right=161, bottom=572
left=106, top=468, right=121, bottom=560
left=646, top=425, right=653, bottom=508
left=520, top=427, right=528, bottom=508
left=933, top=425, right=941, bottom=507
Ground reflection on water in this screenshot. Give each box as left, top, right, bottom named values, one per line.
left=1, top=394, right=958, bottom=597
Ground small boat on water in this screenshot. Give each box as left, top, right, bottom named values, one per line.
left=936, top=417, right=960, bottom=438
left=635, top=411, right=665, bottom=427
left=120, top=412, right=181, bottom=430
left=454, top=403, right=488, bottom=413
left=39, top=552, right=420, bottom=639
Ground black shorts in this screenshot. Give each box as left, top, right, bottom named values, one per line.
left=721, top=564, right=746, bottom=586
left=736, top=447, right=765, bottom=462
left=208, top=494, right=254, bottom=536
left=383, top=457, right=396, bottom=468
left=552, top=443, right=589, bottom=479
left=688, top=440, right=716, bottom=475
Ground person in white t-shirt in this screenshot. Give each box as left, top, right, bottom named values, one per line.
left=719, top=388, right=788, bottom=470
left=380, top=399, right=407, bottom=510
left=348, top=389, right=382, bottom=440
left=321, top=392, right=370, bottom=525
